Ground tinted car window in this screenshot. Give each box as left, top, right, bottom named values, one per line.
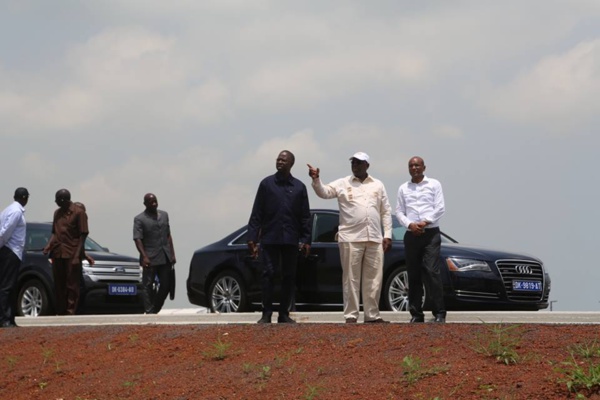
left=25, top=225, right=108, bottom=252
left=313, top=213, right=338, bottom=243
left=25, top=227, right=52, bottom=250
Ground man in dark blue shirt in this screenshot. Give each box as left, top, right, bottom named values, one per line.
left=247, top=150, right=311, bottom=323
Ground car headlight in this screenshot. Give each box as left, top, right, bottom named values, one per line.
left=446, top=257, right=491, bottom=272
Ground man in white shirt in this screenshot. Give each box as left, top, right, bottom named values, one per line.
left=0, top=187, right=29, bottom=328
left=308, top=152, right=392, bottom=323
left=396, top=156, right=446, bottom=323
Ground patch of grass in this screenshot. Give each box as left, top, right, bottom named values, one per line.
left=128, top=334, right=139, bottom=343
left=557, top=354, right=600, bottom=395
left=243, top=362, right=254, bottom=374
left=259, top=365, right=271, bottom=380
left=399, top=355, right=449, bottom=385
left=6, top=355, right=18, bottom=370
left=569, top=340, right=600, bottom=359
left=203, top=336, right=232, bottom=361
left=123, top=381, right=137, bottom=388
left=38, top=382, right=48, bottom=390
left=304, top=383, right=324, bottom=399
left=41, top=347, right=54, bottom=366
left=470, top=323, right=524, bottom=365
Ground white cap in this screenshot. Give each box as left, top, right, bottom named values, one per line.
left=349, top=152, right=370, bottom=163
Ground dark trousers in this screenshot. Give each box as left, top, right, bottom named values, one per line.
left=404, top=228, right=446, bottom=318
left=141, top=264, right=171, bottom=314
left=261, top=245, right=297, bottom=316
left=52, top=258, right=82, bottom=315
left=0, top=246, right=20, bottom=324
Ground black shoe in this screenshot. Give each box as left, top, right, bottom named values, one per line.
left=0, top=321, right=17, bottom=328
left=257, top=314, right=272, bottom=324
left=410, top=316, right=425, bottom=323
left=277, top=315, right=296, bottom=324
left=364, top=318, right=389, bottom=324
left=434, top=315, right=446, bottom=323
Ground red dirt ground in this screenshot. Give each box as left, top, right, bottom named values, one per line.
left=1, top=323, right=600, bottom=399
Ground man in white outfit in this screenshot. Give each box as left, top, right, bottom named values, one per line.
left=308, top=152, right=392, bottom=323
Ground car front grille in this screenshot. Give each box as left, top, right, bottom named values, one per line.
left=496, top=260, right=545, bottom=301
left=83, top=260, right=142, bottom=283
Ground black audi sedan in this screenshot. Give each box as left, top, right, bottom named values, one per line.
left=187, top=209, right=550, bottom=313
left=17, top=222, right=144, bottom=316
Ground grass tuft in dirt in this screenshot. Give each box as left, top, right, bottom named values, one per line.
left=469, top=322, right=524, bottom=365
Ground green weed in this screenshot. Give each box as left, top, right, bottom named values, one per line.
left=41, top=347, right=54, bottom=366
left=557, top=354, right=600, bottom=395
left=6, top=355, right=18, bottom=370
left=203, top=336, right=232, bottom=361
left=304, top=383, right=324, bottom=399
left=259, top=365, right=271, bottom=380
left=470, top=323, right=524, bottom=365
left=569, top=340, right=600, bottom=359
left=243, top=362, right=254, bottom=374
left=399, top=355, right=448, bottom=385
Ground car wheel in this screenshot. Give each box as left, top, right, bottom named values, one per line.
left=208, top=271, right=248, bottom=313
left=17, top=279, right=52, bottom=317
left=382, top=267, right=426, bottom=312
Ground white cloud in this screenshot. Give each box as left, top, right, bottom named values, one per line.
left=479, top=39, right=600, bottom=132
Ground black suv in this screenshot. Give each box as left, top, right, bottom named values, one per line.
left=16, top=222, right=144, bottom=316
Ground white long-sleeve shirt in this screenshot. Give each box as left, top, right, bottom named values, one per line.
left=396, top=176, right=445, bottom=229
left=312, top=175, right=392, bottom=243
left=0, top=201, right=27, bottom=260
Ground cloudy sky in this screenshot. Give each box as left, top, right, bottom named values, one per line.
left=2, top=1, right=598, bottom=311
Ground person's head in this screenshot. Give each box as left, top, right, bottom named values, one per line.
left=55, top=189, right=71, bottom=210
left=408, top=156, right=426, bottom=183
left=14, top=187, right=29, bottom=207
left=349, top=152, right=370, bottom=180
left=143, top=193, right=158, bottom=213
left=276, top=150, right=295, bottom=175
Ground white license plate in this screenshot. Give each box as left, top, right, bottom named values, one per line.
left=108, top=284, right=138, bottom=296
left=512, top=280, right=542, bottom=291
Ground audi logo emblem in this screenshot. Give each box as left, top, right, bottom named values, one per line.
left=515, top=265, right=533, bottom=274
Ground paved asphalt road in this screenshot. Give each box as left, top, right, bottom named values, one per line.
left=15, top=309, right=600, bottom=327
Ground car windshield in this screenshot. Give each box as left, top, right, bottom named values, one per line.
left=25, top=225, right=109, bottom=252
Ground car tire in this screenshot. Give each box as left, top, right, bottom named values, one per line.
left=382, top=267, right=426, bottom=312
left=17, top=279, right=52, bottom=317
left=208, top=271, right=248, bottom=313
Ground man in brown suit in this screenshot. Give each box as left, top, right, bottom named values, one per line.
left=43, top=189, right=89, bottom=315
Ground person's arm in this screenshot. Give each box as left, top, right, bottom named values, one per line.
left=247, top=182, right=265, bottom=259
left=133, top=217, right=151, bottom=267
left=72, top=233, right=88, bottom=266
left=72, top=209, right=89, bottom=265
left=0, top=209, right=19, bottom=248
left=307, top=164, right=338, bottom=199
left=380, top=186, right=393, bottom=253
left=43, top=233, right=55, bottom=255
left=424, top=180, right=445, bottom=226
left=134, top=239, right=150, bottom=267
left=299, top=185, right=312, bottom=257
